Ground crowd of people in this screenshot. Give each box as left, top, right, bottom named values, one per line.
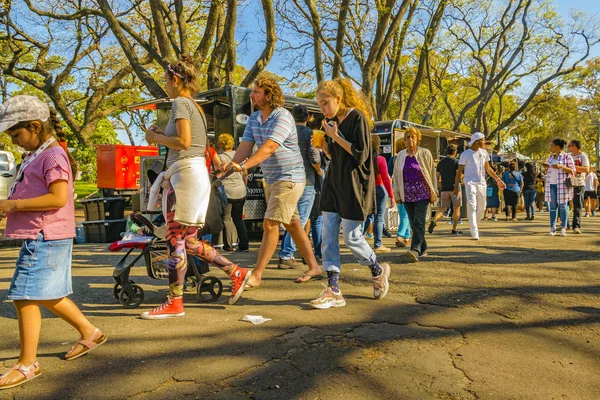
left=0, top=55, right=598, bottom=389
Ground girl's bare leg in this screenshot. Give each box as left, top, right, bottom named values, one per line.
left=0, top=301, right=41, bottom=386
left=40, top=298, right=97, bottom=356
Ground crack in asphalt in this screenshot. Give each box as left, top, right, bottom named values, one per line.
left=128, top=312, right=487, bottom=398
left=448, top=332, right=479, bottom=400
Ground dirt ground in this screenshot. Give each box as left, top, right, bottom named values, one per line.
left=0, top=211, right=598, bottom=400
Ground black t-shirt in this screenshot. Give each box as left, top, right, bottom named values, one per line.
left=523, top=172, right=536, bottom=191
left=437, top=156, right=459, bottom=191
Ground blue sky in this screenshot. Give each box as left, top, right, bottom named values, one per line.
left=556, top=0, right=600, bottom=59
left=556, top=0, right=600, bottom=17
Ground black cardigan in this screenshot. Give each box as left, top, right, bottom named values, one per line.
left=320, top=109, right=375, bottom=220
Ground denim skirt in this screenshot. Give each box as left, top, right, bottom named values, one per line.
left=7, top=232, right=73, bottom=301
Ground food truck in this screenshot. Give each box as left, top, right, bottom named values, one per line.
left=372, top=119, right=470, bottom=160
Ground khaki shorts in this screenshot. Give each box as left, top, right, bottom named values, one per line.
left=264, top=180, right=305, bottom=224
left=440, top=190, right=462, bottom=209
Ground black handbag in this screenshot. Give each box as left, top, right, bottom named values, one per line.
left=565, top=175, right=577, bottom=188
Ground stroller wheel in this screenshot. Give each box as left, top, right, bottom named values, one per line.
left=119, top=284, right=145, bottom=308
left=197, top=276, right=223, bottom=303
left=113, top=284, right=121, bottom=300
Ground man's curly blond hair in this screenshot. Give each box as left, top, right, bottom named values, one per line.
left=254, top=75, right=285, bottom=109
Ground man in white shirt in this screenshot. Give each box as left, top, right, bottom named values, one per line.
left=584, top=170, right=598, bottom=217
left=453, top=132, right=506, bottom=240
left=568, top=140, right=590, bottom=233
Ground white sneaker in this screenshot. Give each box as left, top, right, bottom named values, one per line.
left=560, top=228, right=567, bottom=237
left=471, top=233, right=480, bottom=240
left=548, top=229, right=556, bottom=236
left=310, top=285, right=346, bottom=309
left=372, top=263, right=391, bottom=300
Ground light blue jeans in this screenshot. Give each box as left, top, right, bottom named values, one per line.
left=322, top=211, right=377, bottom=273
left=396, top=203, right=411, bottom=239
left=280, top=185, right=316, bottom=259
left=549, top=184, right=568, bottom=230
left=363, top=186, right=388, bottom=248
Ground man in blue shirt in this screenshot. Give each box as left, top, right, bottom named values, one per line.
left=278, top=104, right=321, bottom=268
left=223, top=76, right=322, bottom=289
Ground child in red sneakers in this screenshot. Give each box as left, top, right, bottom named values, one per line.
left=0, top=96, right=106, bottom=390
left=140, top=57, right=250, bottom=320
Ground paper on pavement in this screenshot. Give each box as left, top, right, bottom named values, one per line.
left=241, top=315, right=272, bottom=325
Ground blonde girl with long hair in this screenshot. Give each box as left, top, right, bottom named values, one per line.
left=309, top=78, right=391, bottom=309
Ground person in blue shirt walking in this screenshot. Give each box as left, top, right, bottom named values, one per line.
left=501, top=162, right=523, bottom=221
left=223, top=75, right=322, bottom=289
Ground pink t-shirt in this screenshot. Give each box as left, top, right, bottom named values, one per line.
left=5, top=146, right=75, bottom=240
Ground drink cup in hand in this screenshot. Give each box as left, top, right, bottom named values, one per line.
left=312, top=130, right=326, bottom=148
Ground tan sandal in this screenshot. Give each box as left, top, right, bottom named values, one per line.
left=0, top=360, right=41, bottom=390
left=65, top=328, right=107, bottom=361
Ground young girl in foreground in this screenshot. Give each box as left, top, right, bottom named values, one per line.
left=0, top=96, right=106, bottom=390
left=311, top=78, right=391, bottom=309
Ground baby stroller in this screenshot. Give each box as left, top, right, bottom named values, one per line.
left=109, top=213, right=224, bottom=309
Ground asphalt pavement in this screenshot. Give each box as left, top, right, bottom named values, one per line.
left=0, top=211, right=598, bottom=399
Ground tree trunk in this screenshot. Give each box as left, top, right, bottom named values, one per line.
left=148, top=0, right=175, bottom=61
left=241, top=0, right=277, bottom=87
left=361, top=0, right=412, bottom=114
left=378, top=0, right=418, bottom=120
left=208, top=0, right=237, bottom=88
left=194, top=0, right=223, bottom=65
left=304, top=0, right=324, bottom=83
left=402, top=0, right=447, bottom=120
left=224, top=0, right=238, bottom=84
left=207, top=3, right=227, bottom=88
left=332, top=0, right=350, bottom=79
left=174, top=0, right=189, bottom=56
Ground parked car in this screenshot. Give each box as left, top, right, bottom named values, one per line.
left=0, top=151, right=17, bottom=200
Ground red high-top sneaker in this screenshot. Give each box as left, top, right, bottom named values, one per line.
left=229, top=266, right=252, bottom=305
left=140, top=296, right=184, bottom=319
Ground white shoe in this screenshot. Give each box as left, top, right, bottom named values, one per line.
left=372, top=263, right=391, bottom=300
left=560, top=228, right=567, bottom=237
left=548, top=229, right=556, bottom=236
left=310, top=285, right=346, bottom=309
left=471, top=235, right=480, bottom=240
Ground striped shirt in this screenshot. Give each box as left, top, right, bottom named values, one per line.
left=544, top=152, right=575, bottom=204
left=242, top=107, right=305, bottom=184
